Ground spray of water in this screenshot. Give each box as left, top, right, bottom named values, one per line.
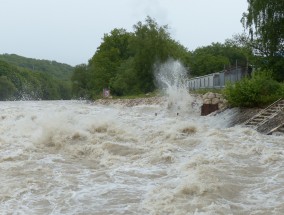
left=154, top=59, right=199, bottom=114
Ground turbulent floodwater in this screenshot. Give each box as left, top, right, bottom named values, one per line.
left=0, top=100, right=284, bottom=215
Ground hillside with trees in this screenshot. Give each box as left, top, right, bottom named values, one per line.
left=0, top=54, right=73, bottom=80
left=0, top=60, right=71, bottom=100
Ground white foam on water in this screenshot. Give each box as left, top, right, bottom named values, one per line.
left=154, top=59, right=201, bottom=115
left=0, top=98, right=284, bottom=214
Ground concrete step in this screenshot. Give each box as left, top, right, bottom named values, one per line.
left=261, top=113, right=272, bottom=117
left=244, top=99, right=284, bottom=131
left=251, top=118, right=266, bottom=121
left=267, top=123, right=284, bottom=135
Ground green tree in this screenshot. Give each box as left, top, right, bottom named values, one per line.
left=242, top=0, right=284, bottom=80
left=189, top=42, right=248, bottom=76
left=129, top=16, right=172, bottom=93
left=0, top=76, right=16, bottom=100
left=88, top=28, right=133, bottom=95
left=58, top=81, right=72, bottom=100
left=71, top=64, right=90, bottom=98
left=111, top=57, right=139, bottom=95
left=72, top=17, right=191, bottom=98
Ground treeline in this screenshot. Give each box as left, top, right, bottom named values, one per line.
left=0, top=60, right=71, bottom=100
left=72, top=0, right=284, bottom=99
left=72, top=17, right=189, bottom=98
left=72, top=17, right=249, bottom=98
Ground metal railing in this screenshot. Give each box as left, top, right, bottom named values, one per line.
left=188, top=67, right=249, bottom=90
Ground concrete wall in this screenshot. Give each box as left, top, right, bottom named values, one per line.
left=188, top=67, right=247, bottom=90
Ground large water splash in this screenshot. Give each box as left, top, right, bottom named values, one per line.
left=154, top=59, right=199, bottom=114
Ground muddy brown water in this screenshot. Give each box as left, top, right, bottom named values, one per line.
left=0, top=100, right=283, bottom=214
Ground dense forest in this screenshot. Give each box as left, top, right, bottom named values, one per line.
left=0, top=58, right=72, bottom=100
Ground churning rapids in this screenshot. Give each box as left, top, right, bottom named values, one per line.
left=1, top=60, right=284, bottom=214
left=0, top=99, right=283, bottom=215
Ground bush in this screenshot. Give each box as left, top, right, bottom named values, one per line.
left=224, top=70, right=284, bottom=107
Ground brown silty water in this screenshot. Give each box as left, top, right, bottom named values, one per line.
left=0, top=98, right=283, bottom=215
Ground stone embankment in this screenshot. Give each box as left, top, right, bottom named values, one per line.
left=202, top=92, right=228, bottom=110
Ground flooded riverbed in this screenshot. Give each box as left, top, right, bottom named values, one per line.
left=0, top=100, right=283, bottom=214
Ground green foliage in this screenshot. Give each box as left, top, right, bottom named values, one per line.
left=71, top=64, right=91, bottom=98
left=129, top=17, right=172, bottom=93
left=0, top=54, right=74, bottom=80
left=0, top=60, right=72, bottom=100
left=189, top=42, right=248, bottom=77
left=111, top=58, right=140, bottom=95
left=72, top=17, right=191, bottom=98
left=0, top=76, right=16, bottom=100
left=242, top=0, right=284, bottom=56
left=88, top=28, right=133, bottom=95
left=224, top=70, right=284, bottom=107
left=242, top=0, right=284, bottom=80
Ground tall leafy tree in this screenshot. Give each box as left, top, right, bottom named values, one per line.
left=71, top=17, right=191, bottom=97
left=129, top=16, right=172, bottom=93
left=242, top=0, right=284, bottom=80
left=71, top=64, right=91, bottom=98
left=88, top=28, right=133, bottom=95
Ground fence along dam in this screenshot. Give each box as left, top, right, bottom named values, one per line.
left=188, top=67, right=250, bottom=90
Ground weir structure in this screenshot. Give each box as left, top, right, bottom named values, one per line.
left=243, top=99, right=284, bottom=135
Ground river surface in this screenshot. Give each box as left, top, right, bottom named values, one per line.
left=0, top=100, right=283, bottom=215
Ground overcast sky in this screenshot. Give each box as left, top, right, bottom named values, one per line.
left=0, top=0, right=248, bottom=66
